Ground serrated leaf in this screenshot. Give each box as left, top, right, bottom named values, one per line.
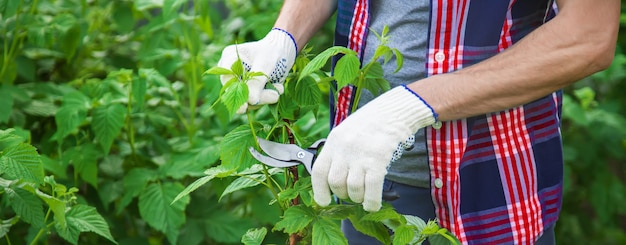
left=366, top=62, right=384, bottom=79
left=299, top=46, right=358, bottom=81
left=319, top=205, right=355, bottom=220
left=220, top=174, right=266, bottom=201
left=66, top=205, right=117, bottom=244
left=0, top=217, right=17, bottom=238
left=118, top=168, right=157, bottom=214
left=92, top=103, right=126, bottom=155
left=349, top=212, right=391, bottom=244
left=361, top=205, right=403, bottom=222
left=205, top=66, right=235, bottom=75
left=55, top=216, right=81, bottom=245
left=219, top=125, right=257, bottom=171
left=393, top=224, right=415, bottom=245
left=221, top=81, right=248, bottom=116
left=334, top=54, right=361, bottom=88
left=6, top=188, right=45, bottom=228
left=241, top=227, right=267, bottom=245
left=139, top=182, right=189, bottom=245
left=53, top=105, right=87, bottom=141
left=404, top=215, right=427, bottom=232
left=0, top=143, right=44, bottom=184
left=172, top=165, right=233, bottom=204
left=294, top=76, right=322, bottom=107
left=0, top=128, right=24, bottom=151
left=312, top=217, right=348, bottom=245
left=63, top=144, right=99, bottom=188
left=205, top=209, right=254, bottom=243
left=274, top=205, right=315, bottom=234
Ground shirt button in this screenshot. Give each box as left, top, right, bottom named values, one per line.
left=435, top=51, right=445, bottom=63
left=434, top=178, right=444, bottom=188
left=432, top=121, right=442, bottom=129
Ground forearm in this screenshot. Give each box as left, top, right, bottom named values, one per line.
left=273, top=0, right=337, bottom=52
left=408, top=0, right=619, bottom=121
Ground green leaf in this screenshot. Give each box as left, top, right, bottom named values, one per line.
left=318, top=205, right=355, bottom=220
left=312, top=217, right=348, bottom=245
left=118, top=168, right=157, bottom=214
left=55, top=217, right=81, bottom=245
left=205, top=67, right=235, bottom=76
left=6, top=187, right=45, bottom=228
left=134, top=0, right=162, bottom=11
left=365, top=62, right=384, bottom=79
left=294, top=76, right=323, bottom=107
left=231, top=58, right=245, bottom=77
left=163, top=0, right=187, bottom=17
left=172, top=165, right=234, bottom=204
left=274, top=205, right=316, bottom=234
left=92, top=103, right=126, bottom=155
left=221, top=80, right=248, bottom=116
left=349, top=212, right=391, bottom=244
left=373, top=45, right=392, bottom=63
left=52, top=91, right=91, bottom=141
left=63, top=144, right=99, bottom=188
left=393, top=225, right=415, bottom=245
left=220, top=174, right=266, bottom=201
left=299, top=46, right=358, bottom=81
left=66, top=205, right=118, bottom=244
left=132, top=72, right=148, bottom=111
left=361, top=205, right=403, bottom=222
left=37, top=191, right=67, bottom=232
left=241, top=227, right=267, bottom=245
left=0, top=217, right=17, bottom=238
left=219, top=125, right=257, bottom=171
left=204, top=209, right=254, bottom=243
left=404, top=215, right=427, bottom=232
left=52, top=106, right=87, bottom=141
left=334, top=54, right=361, bottom=88
left=0, top=128, right=24, bottom=151
left=139, top=182, right=189, bottom=245
left=0, top=86, right=14, bottom=124
left=0, top=143, right=44, bottom=185
left=393, top=49, right=404, bottom=73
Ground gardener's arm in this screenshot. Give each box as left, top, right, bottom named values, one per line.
left=273, top=0, right=337, bottom=52
left=409, top=0, right=619, bottom=121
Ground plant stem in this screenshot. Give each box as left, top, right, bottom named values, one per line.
left=126, top=83, right=137, bottom=156
left=29, top=209, right=52, bottom=245
left=247, top=112, right=285, bottom=210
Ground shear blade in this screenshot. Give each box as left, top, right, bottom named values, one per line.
left=257, top=137, right=306, bottom=161
left=249, top=147, right=299, bottom=168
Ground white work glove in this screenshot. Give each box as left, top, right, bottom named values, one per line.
left=217, top=28, right=297, bottom=114
left=312, top=85, right=437, bottom=212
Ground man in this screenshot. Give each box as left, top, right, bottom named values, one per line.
left=217, top=0, right=619, bottom=244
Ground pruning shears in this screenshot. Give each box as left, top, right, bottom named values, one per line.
left=248, top=137, right=400, bottom=201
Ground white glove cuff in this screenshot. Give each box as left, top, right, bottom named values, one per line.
left=365, top=85, right=438, bottom=133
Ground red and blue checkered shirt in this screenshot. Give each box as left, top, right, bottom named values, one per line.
left=330, top=0, right=562, bottom=244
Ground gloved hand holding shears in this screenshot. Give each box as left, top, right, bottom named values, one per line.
left=217, top=28, right=297, bottom=114
left=250, top=85, right=438, bottom=212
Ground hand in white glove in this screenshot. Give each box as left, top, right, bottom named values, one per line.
left=312, top=85, right=437, bottom=212
left=217, top=28, right=297, bottom=114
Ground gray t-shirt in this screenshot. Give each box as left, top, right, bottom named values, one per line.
left=360, top=0, right=430, bottom=188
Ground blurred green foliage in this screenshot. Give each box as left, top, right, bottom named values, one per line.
left=0, top=0, right=624, bottom=244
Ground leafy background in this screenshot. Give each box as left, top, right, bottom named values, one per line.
left=0, top=0, right=625, bottom=244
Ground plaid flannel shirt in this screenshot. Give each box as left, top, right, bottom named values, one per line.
left=330, top=0, right=562, bottom=244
